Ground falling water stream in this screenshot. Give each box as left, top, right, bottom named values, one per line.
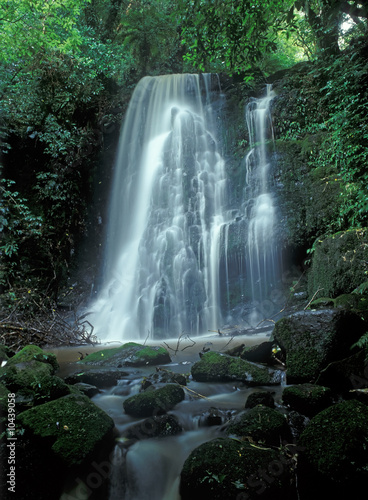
left=243, top=85, right=281, bottom=324
left=90, top=74, right=231, bottom=341
left=89, top=75, right=281, bottom=342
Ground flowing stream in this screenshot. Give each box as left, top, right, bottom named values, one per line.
left=57, top=334, right=285, bottom=500
left=89, top=74, right=282, bottom=342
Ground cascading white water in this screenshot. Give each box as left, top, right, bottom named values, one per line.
left=244, top=84, right=280, bottom=319
left=90, top=74, right=230, bottom=341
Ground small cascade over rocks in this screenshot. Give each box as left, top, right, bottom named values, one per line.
left=222, top=84, right=282, bottom=327
left=244, top=85, right=281, bottom=321
left=89, top=75, right=283, bottom=341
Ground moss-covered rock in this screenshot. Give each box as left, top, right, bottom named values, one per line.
left=144, top=368, right=187, bottom=386
left=272, top=135, right=341, bottom=252
left=191, top=351, right=281, bottom=385
left=5, top=345, right=59, bottom=373
left=298, top=400, right=368, bottom=494
left=123, top=383, right=185, bottom=417
left=180, top=437, right=294, bottom=500
left=0, top=360, right=70, bottom=407
left=72, top=382, right=100, bottom=398
left=65, top=368, right=129, bottom=388
left=273, top=308, right=366, bottom=383
left=17, top=393, right=115, bottom=467
left=198, top=407, right=231, bottom=427
left=124, top=413, right=183, bottom=441
left=225, top=406, right=291, bottom=446
left=282, top=384, right=333, bottom=417
left=308, top=228, right=368, bottom=299
left=245, top=390, right=275, bottom=409
left=315, top=349, right=368, bottom=392
left=240, top=341, right=273, bottom=363
left=78, top=342, right=171, bottom=367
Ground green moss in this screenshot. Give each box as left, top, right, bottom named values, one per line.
left=180, top=437, right=292, bottom=500
left=282, top=384, right=333, bottom=417
left=0, top=360, right=70, bottom=405
left=308, top=228, right=368, bottom=299
left=226, top=406, right=291, bottom=445
left=273, top=309, right=365, bottom=383
left=274, top=136, right=341, bottom=250
left=7, top=345, right=59, bottom=373
left=17, top=393, right=114, bottom=467
left=299, top=400, right=368, bottom=481
left=191, top=351, right=274, bottom=385
left=245, top=391, right=275, bottom=409
left=78, top=346, right=126, bottom=363
left=123, top=384, right=185, bottom=417
left=78, top=342, right=171, bottom=367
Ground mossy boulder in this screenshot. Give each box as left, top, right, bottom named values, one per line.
left=273, top=309, right=366, bottom=383
left=191, top=351, right=281, bottom=385
left=245, top=390, right=275, bottom=409
left=17, top=393, right=115, bottom=468
left=78, top=342, right=171, bottom=367
left=123, top=383, right=185, bottom=417
left=180, top=437, right=294, bottom=500
left=240, top=341, right=273, bottom=363
left=225, top=406, right=291, bottom=446
left=298, top=400, right=368, bottom=495
left=198, top=407, right=231, bottom=427
left=72, top=382, right=100, bottom=398
left=0, top=360, right=70, bottom=407
left=282, top=384, right=333, bottom=417
left=308, top=228, right=368, bottom=299
left=310, top=291, right=368, bottom=320
left=65, top=368, right=129, bottom=388
left=144, top=368, right=187, bottom=386
left=124, top=413, right=183, bottom=441
left=315, top=349, right=368, bottom=392
left=5, top=345, right=59, bottom=372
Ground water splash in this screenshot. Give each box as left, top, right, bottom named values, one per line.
left=90, top=74, right=230, bottom=341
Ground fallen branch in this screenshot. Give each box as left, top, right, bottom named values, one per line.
left=304, top=287, right=324, bottom=310
left=162, top=332, right=196, bottom=355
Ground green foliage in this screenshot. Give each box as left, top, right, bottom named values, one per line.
left=0, top=179, right=44, bottom=297
left=276, top=37, right=368, bottom=241
left=180, top=0, right=290, bottom=75
left=0, top=0, right=91, bottom=64
left=0, top=180, right=43, bottom=257
left=0, top=0, right=137, bottom=303
left=118, top=0, right=181, bottom=75
left=180, top=0, right=367, bottom=76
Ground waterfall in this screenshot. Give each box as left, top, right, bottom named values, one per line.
left=244, top=84, right=281, bottom=323
left=90, top=74, right=230, bottom=341
left=89, top=76, right=282, bottom=341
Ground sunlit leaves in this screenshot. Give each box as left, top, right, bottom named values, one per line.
left=179, top=0, right=296, bottom=75
left=0, top=0, right=91, bottom=63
